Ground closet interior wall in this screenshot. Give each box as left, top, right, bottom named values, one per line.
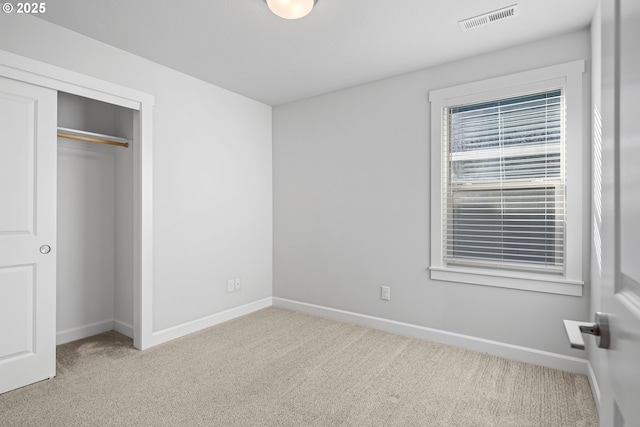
left=56, top=92, right=134, bottom=344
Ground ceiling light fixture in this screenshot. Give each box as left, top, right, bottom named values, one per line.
left=265, top=0, right=318, bottom=20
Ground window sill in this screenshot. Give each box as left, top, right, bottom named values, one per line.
left=429, top=266, right=584, bottom=296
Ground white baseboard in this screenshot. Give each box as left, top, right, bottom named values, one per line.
left=113, top=320, right=134, bottom=339
left=56, top=297, right=595, bottom=394
left=273, top=297, right=590, bottom=375
left=586, top=360, right=601, bottom=413
left=147, top=297, right=273, bottom=348
left=56, top=319, right=115, bottom=345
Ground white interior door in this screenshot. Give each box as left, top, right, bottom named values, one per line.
left=0, top=77, right=57, bottom=394
left=598, top=0, right=640, bottom=425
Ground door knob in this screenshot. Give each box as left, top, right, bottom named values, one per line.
left=563, top=312, right=610, bottom=350
left=39, top=245, right=51, bottom=254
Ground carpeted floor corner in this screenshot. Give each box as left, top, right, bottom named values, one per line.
left=0, top=307, right=599, bottom=426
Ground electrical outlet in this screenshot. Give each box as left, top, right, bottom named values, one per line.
left=227, top=279, right=235, bottom=293
left=234, top=277, right=241, bottom=290
left=381, top=285, right=390, bottom=301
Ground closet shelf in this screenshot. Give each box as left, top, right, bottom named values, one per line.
left=57, top=127, right=129, bottom=148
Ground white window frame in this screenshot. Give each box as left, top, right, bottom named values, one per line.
left=429, top=60, right=585, bottom=296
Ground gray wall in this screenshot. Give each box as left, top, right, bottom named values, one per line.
left=273, top=29, right=593, bottom=357
left=1, top=14, right=273, bottom=334
left=0, top=12, right=595, bottom=360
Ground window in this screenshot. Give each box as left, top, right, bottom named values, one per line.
left=446, top=89, right=564, bottom=271
left=429, top=61, right=585, bottom=296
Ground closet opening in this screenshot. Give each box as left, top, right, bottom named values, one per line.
left=56, top=92, right=136, bottom=345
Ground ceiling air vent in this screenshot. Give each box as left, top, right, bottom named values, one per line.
left=459, top=4, right=518, bottom=31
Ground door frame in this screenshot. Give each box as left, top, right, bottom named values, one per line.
left=0, top=49, right=154, bottom=350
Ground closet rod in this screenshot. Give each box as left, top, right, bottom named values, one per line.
left=57, top=130, right=129, bottom=148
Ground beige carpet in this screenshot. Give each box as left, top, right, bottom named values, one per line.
left=0, top=307, right=598, bottom=426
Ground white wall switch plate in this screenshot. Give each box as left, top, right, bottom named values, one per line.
left=381, top=285, right=390, bottom=301
left=234, top=277, right=241, bottom=290
left=227, top=279, right=235, bottom=292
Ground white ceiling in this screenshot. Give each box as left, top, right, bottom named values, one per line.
left=36, top=0, right=596, bottom=106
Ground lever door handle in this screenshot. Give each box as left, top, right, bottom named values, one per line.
left=563, top=312, right=610, bottom=350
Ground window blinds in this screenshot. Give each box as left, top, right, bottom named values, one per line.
left=442, top=89, right=565, bottom=272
